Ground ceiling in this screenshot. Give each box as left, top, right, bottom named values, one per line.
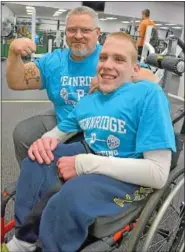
left=4, top=2, right=183, bottom=29
left=5, top=2, right=139, bottom=22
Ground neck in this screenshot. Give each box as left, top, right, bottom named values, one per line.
left=71, top=54, right=86, bottom=61
left=70, top=45, right=96, bottom=61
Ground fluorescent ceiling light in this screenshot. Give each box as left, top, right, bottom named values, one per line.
left=27, top=11, right=33, bottom=14
left=155, top=24, right=162, bottom=26
left=135, top=20, right=140, bottom=23
left=99, top=18, right=107, bottom=21
left=165, top=23, right=177, bottom=26
left=160, top=27, right=168, bottom=29
left=106, top=17, right=117, bottom=20
left=26, top=6, right=34, bottom=10
left=121, top=21, right=130, bottom=23
left=58, top=9, right=66, bottom=12
left=172, top=26, right=182, bottom=29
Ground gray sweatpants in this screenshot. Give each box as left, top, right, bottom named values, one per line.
left=13, top=109, right=83, bottom=166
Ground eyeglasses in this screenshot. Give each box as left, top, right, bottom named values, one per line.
left=66, top=27, right=97, bottom=35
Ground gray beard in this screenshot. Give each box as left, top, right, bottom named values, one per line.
left=71, top=48, right=90, bottom=57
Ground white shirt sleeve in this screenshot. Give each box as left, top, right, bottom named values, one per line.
left=42, top=126, right=78, bottom=143
left=75, top=149, right=172, bottom=189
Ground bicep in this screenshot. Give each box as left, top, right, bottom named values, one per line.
left=23, top=62, right=42, bottom=90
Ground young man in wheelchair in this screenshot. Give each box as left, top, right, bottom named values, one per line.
left=4, top=32, right=176, bottom=252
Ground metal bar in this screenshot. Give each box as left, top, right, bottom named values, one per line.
left=167, top=93, right=185, bottom=103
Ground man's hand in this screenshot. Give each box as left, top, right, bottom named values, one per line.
left=89, top=76, right=99, bottom=94
left=28, top=137, right=58, bottom=164
left=57, top=156, right=77, bottom=181
left=9, top=38, right=36, bottom=57
left=132, top=67, right=159, bottom=83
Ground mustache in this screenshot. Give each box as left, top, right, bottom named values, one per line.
left=71, top=40, right=86, bottom=43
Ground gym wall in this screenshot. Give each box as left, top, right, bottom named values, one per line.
left=105, top=2, right=184, bottom=26
left=7, top=1, right=184, bottom=25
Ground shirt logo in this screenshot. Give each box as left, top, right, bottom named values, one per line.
left=107, top=135, right=120, bottom=149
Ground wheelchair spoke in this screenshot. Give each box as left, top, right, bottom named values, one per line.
left=160, top=205, right=184, bottom=234
left=159, top=205, right=178, bottom=226
left=138, top=177, right=184, bottom=252
left=150, top=237, right=167, bottom=249
left=153, top=237, right=168, bottom=252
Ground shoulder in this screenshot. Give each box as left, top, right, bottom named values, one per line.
left=134, top=80, right=163, bottom=94
left=37, top=48, right=70, bottom=66
left=49, top=48, right=70, bottom=59
left=139, top=20, right=147, bottom=26
left=47, top=48, right=69, bottom=58
left=90, top=44, right=102, bottom=58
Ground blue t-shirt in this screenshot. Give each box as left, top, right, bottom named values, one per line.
left=58, top=81, right=176, bottom=158
left=34, top=44, right=102, bottom=123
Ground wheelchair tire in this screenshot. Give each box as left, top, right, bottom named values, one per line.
left=126, top=166, right=184, bottom=252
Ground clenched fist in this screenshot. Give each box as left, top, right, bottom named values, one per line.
left=57, top=156, right=77, bottom=181
left=9, top=38, right=36, bottom=57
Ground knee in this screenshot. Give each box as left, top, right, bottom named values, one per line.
left=13, top=120, right=29, bottom=146
left=20, top=157, right=41, bottom=176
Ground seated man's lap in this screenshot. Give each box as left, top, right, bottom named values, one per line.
left=50, top=174, right=141, bottom=216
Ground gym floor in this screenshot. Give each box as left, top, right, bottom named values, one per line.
left=1, top=59, right=184, bottom=232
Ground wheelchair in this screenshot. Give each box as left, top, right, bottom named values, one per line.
left=1, top=111, right=185, bottom=252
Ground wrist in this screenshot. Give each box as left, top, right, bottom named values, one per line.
left=75, top=154, right=87, bottom=175
left=8, top=48, right=21, bottom=60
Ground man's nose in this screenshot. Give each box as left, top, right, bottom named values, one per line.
left=102, top=58, right=113, bottom=69
left=74, top=30, right=84, bottom=39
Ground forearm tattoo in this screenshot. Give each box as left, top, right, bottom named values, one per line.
left=24, top=65, right=40, bottom=87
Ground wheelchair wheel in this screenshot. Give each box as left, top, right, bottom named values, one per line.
left=169, top=223, right=184, bottom=252
left=126, top=166, right=184, bottom=252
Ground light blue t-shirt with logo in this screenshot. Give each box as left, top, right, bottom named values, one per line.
left=34, top=44, right=102, bottom=123
left=58, top=81, right=176, bottom=158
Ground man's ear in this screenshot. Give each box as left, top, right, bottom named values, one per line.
left=132, top=63, right=140, bottom=78
left=96, top=27, right=101, bottom=37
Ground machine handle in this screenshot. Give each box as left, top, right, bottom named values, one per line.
left=146, top=54, right=184, bottom=75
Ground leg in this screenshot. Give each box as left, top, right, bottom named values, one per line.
left=13, top=110, right=57, bottom=165
left=15, top=142, right=87, bottom=243
left=39, top=175, right=141, bottom=252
